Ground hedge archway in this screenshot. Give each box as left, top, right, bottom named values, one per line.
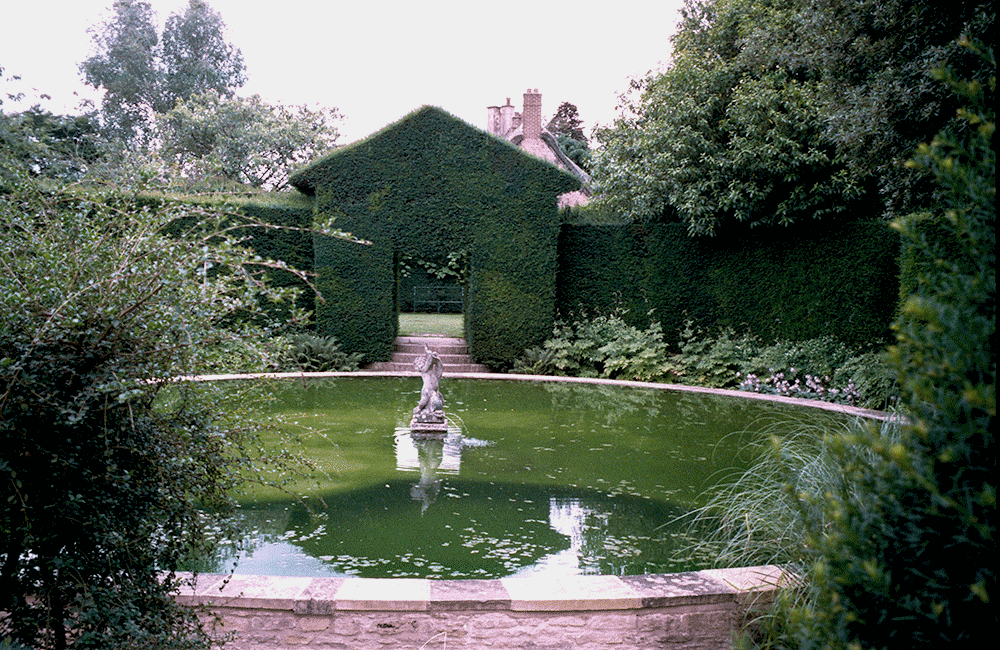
left=290, top=106, right=579, bottom=367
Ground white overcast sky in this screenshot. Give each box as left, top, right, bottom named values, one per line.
left=1, top=0, right=683, bottom=144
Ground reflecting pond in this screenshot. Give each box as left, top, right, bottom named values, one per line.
left=196, top=377, right=843, bottom=579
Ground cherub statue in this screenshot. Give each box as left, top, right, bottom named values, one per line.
left=412, top=346, right=445, bottom=424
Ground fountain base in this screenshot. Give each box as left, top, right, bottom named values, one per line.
left=409, top=419, right=448, bottom=438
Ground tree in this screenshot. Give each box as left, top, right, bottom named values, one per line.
left=79, top=0, right=161, bottom=145
left=589, top=0, right=993, bottom=234
left=80, top=0, right=246, bottom=146
left=555, top=133, right=591, bottom=171
left=0, top=177, right=355, bottom=648
left=591, top=35, right=865, bottom=235
left=159, top=0, right=246, bottom=113
left=770, top=0, right=995, bottom=219
left=546, top=102, right=591, bottom=170
left=157, top=91, right=342, bottom=189
left=0, top=107, right=104, bottom=181
left=547, top=101, right=588, bottom=143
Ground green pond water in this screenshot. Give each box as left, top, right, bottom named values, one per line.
left=197, top=377, right=838, bottom=579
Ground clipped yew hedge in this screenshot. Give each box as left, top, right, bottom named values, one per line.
left=227, top=193, right=317, bottom=322
left=557, top=219, right=900, bottom=349
left=291, top=106, right=578, bottom=365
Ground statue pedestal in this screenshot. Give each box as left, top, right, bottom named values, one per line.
left=409, top=419, right=448, bottom=439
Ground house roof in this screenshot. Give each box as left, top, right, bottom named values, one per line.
left=486, top=92, right=592, bottom=208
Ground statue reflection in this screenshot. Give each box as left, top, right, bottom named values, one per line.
left=394, top=427, right=463, bottom=512
left=410, top=437, right=443, bottom=512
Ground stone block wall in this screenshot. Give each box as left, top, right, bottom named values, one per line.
left=176, top=566, right=784, bottom=649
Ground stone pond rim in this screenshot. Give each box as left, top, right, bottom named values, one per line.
left=167, top=372, right=887, bottom=648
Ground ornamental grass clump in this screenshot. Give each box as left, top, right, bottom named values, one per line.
left=683, top=414, right=906, bottom=647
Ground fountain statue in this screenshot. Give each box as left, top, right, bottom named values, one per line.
left=410, top=345, right=447, bottom=436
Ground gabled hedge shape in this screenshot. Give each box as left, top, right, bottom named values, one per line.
left=290, top=106, right=579, bottom=366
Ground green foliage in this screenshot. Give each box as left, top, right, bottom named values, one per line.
left=518, top=313, right=897, bottom=408
left=670, top=322, right=897, bottom=409
left=546, top=101, right=588, bottom=143
left=80, top=0, right=246, bottom=146
left=555, top=134, right=591, bottom=171
left=0, top=180, right=311, bottom=648
left=670, top=322, right=759, bottom=388
left=513, top=312, right=676, bottom=382
left=0, top=107, right=104, bottom=181
left=159, top=0, right=246, bottom=111
left=291, top=106, right=578, bottom=366
left=223, top=192, right=318, bottom=324
left=546, top=102, right=590, bottom=170
left=275, top=334, right=364, bottom=372
left=772, top=0, right=994, bottom=219
left=590, top=6, right=868, bottom=235
left=590, top=0, right=993, bottom=233
left=688, top=416, right=906, bottom=649
left=780, top=43, right=995, bottom=648
left=689, top=415, right=904, bottom=571
left=80, top=0, right=161, bottom=145
left=157, top=91, right=342, bottom=190
left=511, top=345, right=561, bottom=375
left=556, top=220, right=900, bottom=351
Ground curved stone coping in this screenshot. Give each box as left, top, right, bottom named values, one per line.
left=174, top=565, right=785, bottom=613
left=177, top=370, right=891, bottom=421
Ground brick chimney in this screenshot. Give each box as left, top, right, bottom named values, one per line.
left=522, top=88, right=542, bottom=140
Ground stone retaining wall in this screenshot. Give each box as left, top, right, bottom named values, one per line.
left=177, top=566, right=783, bottom=649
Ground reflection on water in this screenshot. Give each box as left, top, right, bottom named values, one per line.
left=394, top=426, right=464, bottom=475
left=189, top=378, right=841, bottom=579
left=395, top=426, right=496, bottom=512
left=516, top=498, right=596, bottom=576
left=209, top=479, right=688, bottom=579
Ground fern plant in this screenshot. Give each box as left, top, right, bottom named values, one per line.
left=277, top=334, right=365, bottom=372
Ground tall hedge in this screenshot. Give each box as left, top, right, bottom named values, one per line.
left=291, top=106, right=577, bottom=365
left=227, top=193, right=317, bottom=323
left=557, top=219, right=900, bottom=349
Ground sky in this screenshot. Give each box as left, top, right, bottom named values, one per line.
left=1, top=0, right=684, bottom=144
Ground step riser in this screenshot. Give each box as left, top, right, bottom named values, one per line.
left=391, top=353, right=473, bottom=365
left=367, top=362, right=491, bottom=373
left=365, top=335, right=490, bottom=374
left=396, top=346, right=469, bottom=356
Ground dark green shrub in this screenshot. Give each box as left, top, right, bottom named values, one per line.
left=0, top=182, right=308, bottom=649
left=556, top=219, right=900, bottom=350
left=785, top=45, right=995, bottom=648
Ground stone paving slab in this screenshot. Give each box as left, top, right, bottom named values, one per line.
left=428, top=579, right=512, bottom=611
left=501, top=575, right=644, bottom=611
left=174, top=567, right=782, bottom=613
left=335, top=578, right=431, bottom=611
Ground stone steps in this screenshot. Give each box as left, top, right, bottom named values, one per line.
left=365, top=335, right=491, bottom=373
